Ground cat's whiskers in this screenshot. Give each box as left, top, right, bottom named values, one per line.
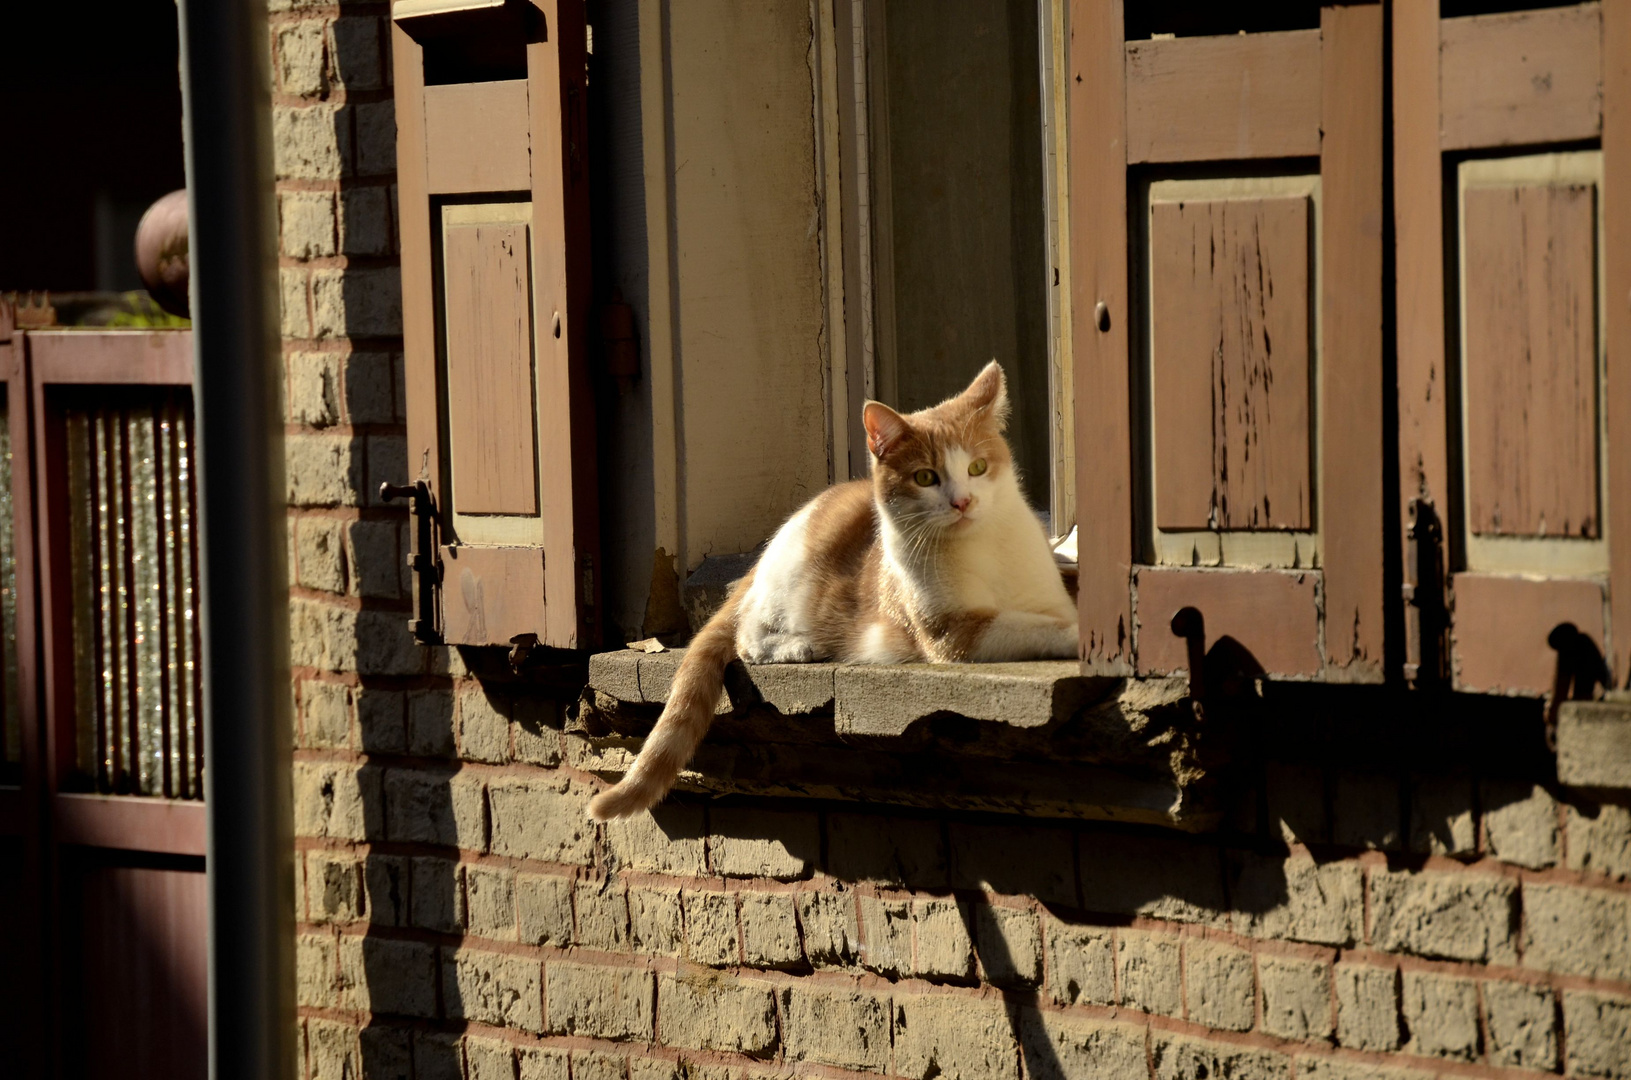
left=887, top=509, right=951, bottom=575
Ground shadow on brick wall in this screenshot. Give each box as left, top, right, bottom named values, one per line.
left=321, top=660, right=1623, bottom=1080
left=353, top=679, right=475, bottom=1080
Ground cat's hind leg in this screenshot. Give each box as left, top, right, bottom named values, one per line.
left=968, top=611, right=1078, bottom=661
left=849, top=620, right=922, bottom=664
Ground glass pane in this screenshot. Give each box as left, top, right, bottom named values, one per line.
left=67, top=389, right=202, bottom=799
left=872, top=0, right=1052, bottom=501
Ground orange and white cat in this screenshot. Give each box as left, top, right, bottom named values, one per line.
left=588, top=362, right=1076, bottom=820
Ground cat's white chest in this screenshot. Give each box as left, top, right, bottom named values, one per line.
left=944, top=504, right=1071, bottom=618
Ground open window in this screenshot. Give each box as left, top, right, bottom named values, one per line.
left=1068, top=1, right=1387, bottom=680
left=391, top=0, right=599, bottom=649
left=1394, top=0, right=1631, bottom=694
left=836, top=0, right=1075, bottom=533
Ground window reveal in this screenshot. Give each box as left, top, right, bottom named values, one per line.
left=862, top=0, right=1057, bottom=521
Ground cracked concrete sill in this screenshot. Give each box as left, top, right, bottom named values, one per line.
left=1558, top=693, right=1631, bottom=788
left=578, top=648, right=1223, bottom=831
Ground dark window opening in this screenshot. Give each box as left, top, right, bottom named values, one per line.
left=869, top=0, right=1052, bottom=504
left=1126, top=1, right=1323, bottom=41
left=401, top=1, right=544, bottom=86
left=0, top=1, right=185, bottom=294
left=1441, top=0, right=1584, bottom=17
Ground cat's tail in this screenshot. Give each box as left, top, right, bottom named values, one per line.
left=586, top=580, right=746, bottom=821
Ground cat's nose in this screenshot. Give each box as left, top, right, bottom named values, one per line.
left=951, top=494, right=973, bottom=513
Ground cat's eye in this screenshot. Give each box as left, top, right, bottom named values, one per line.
left=913, top=468, right=939, bottom=487
left=968, top=458, right=988, bottom=477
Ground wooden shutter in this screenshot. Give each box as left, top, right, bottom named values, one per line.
left=391, top=0, right=599, bottom=649
left=1070, top=2, right=1386, bottom=681
left=1396, top=0, right=1630, bottom=694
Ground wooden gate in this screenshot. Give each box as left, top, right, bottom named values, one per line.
left=0, top=311, right=206, bottom=1079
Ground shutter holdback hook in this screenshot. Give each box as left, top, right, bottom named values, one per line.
left=381, top=480, right=442, bottom=645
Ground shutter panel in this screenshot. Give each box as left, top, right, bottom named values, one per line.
left=391, top=0, right=599, bottom=649
left=1069, top=2, right=1386, bottom=682
left=1395, top=1, right=1628, bottom=694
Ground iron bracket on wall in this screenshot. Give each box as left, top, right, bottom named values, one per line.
left=380, top=480, right=442, bottom=645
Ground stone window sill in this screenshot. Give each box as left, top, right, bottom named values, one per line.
left=1557, top=693, right=1631, bottom=789
left=577, top=649, right=1220, bottom=831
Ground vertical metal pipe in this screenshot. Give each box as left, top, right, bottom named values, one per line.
left=176, top=2, right=293, bottom=1079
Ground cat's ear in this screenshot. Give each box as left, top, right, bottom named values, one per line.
left=961, top=360, right=1010, bottom=429
left=862, top=401, right=909, bottom=459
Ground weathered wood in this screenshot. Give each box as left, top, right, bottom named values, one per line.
left=438, top=544, right=547, bottom=646
left=1452, top=573, right=1606, bottom=695
left=1605, top=0, right=1631, bottom=689
left=1125, top=30, right=1321, bottom=164
left=1151, top=195, right=1312, bottom=531
left=393, top=4, right=597, bottom=647
left=1319, top=3, right=1386, bottom=679
left=1133, top=568, right=1321, bottom=676
left=1070, top=0, right=1133, bottom=674
left=529, top=0, right=599, bottom=649
left=26, top=330, right=192, bottom=385
left=392, top=24, right=441, bottom=500
left=442, top=218, right=540, bottom=516
left=1393, top=0, right=1450, bottom=611
left=1083, top=6, right=1381, bottom=682
left=1440, top=3, right=1602, bottom=152
left=1463, top=183, right=1600, bottom=538
left=423, top=80, right=532, bottom=195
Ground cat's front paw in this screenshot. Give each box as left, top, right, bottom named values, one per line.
left=739, top=631, right=819, bottom=664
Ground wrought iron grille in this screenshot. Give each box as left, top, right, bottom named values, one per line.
left=67, top=389, right=202, bottom=798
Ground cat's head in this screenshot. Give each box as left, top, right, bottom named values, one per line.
left=861, top=361, right=1016, bottom=537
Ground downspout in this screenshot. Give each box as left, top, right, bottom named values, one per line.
left=176, top=2, right=294, bottom=1078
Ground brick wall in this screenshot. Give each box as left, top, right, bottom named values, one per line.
left=289, top=740, right=1631, bottom=1080
left=274, top=6, right=1631, bottom=1080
